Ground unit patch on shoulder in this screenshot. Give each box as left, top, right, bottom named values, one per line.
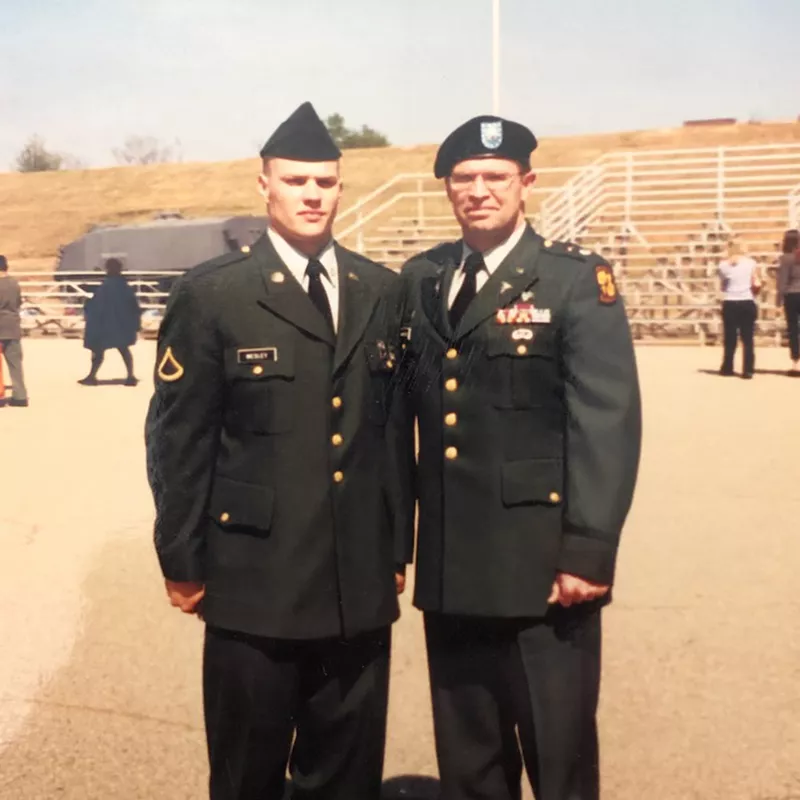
left=595, top=264, right=618, bottom=305
left=157, top=347, right=185, bottom=382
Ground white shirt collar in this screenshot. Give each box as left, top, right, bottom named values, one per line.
left=460, top=221, right=527, bottom=276
left=267, top=225, right=338, bottom=288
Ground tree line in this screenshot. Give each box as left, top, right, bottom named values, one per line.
left=12, top=114, right=390, bottom=172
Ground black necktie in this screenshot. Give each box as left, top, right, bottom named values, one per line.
left=449, top=252, right=484, bottom=328
left=306, top=259, right=334, bottom=332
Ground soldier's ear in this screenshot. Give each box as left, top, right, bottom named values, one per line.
left=520, top=171, right=536, bottom=203
left=257, top=173, right=269, bottom=201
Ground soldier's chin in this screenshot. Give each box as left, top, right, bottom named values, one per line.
left=464, top=213, right=498, bottom=229
left=296, top=217, right=328, bottom=235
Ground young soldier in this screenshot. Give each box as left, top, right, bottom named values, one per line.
left=146, top=102, right=412, bottom=800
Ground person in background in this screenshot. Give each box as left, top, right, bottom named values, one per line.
left=78, top=257, right=141, bottom=386
left=718, top=238, right=762, bottom=379
left=0, top=255, right=29, bottom=407
left=776, top=229, right=800, bottom=374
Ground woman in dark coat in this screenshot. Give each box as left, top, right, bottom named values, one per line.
left=79, top=258, right=142, bottom=386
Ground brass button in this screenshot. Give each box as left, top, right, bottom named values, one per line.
left=516, top=345, right=528, bottom=356
left=446, top=348, right=458, bottom=360
left=219, top=512, right=231, bottom=523
left=332, top=433, right=344, bottom=446
left=445, top=413, right=457, bottom=427
left=240, top=245, right=251, bottom=254
left=549, top=492, right=561, bottom=504
left=333, top=471, right=345, bottom=483
left=252, top=365, right=264, bottom=376
left=445, top=446, right=458, bottom=460
left=332, top=396, right=343, bottom=409
left=445, top=378, right=458, bottom=392
left=386, top=360, right=395, bottom=370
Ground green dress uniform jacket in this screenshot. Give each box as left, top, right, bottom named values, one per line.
left=145, top=234, right=412, bottom=640
left=397, top=225, right=642, bottom=618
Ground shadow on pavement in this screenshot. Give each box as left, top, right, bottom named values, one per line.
left=283, top=774, right=440, bottom=799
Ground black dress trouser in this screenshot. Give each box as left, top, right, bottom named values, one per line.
left=203, top=625, right=391, bottom=800
left=721, top=300, right=757, bottom=375
left=784, top=293, right=800, bottom=362
left=424, top=605, right=603, bottom=800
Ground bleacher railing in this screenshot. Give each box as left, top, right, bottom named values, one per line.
left=789, top=181, right=800, bottom=228
left=13, top=272, right=173, bottom=337
left=539, top=143, right=800, bottom=243
left=335, top=168, right=582, bottom=251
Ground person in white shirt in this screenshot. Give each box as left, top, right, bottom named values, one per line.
left=718, top=238, right=762, bottom=378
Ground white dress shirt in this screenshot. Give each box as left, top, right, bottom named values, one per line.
left=448, top=222, right=527, bottom=308
left=268, top=226, right=340, bottom=331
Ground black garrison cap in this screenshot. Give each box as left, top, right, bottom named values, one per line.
left=259, top=102, right=342, bottom=161
left=434, top=115, right=538, bottom=179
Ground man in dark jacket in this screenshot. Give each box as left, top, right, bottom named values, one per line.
left=0, top=255, right=29, bottom=407
left=396, top=115, right=642, bottom=800
left=79, top=257, right=141, bottom=386
left=145, top=102, right=412, bottom=800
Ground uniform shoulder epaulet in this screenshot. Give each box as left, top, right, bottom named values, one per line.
left=182, top=246, right=253, bottom=282
left=541, top=239, right=618, bottom=303
left=402, top=240, right=458, bottom=271
left=428, top=240, right=460, bottom=264
left=344, top=248, right=397, bottom=277
left=540, top=237, right=596, bottom=263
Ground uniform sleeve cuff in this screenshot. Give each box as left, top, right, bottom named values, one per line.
left=557, top=529, right=619, bottom=585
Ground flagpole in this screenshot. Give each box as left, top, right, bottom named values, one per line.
left=492, top=0, right=500, bottom=115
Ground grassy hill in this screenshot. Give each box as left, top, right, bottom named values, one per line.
left=2, top=120, right=799, bottom=271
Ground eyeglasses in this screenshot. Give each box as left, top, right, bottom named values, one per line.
left=449, top=172, right=523, bottom=191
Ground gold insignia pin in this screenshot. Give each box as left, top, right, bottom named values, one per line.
left=240, top=245, right=251, bottom=254
left=157, top=347, right=185, bottom=383
left=515, top=267, right=524, bottom=275
left=521, top=290, right=534, bottom=302
left=544, top=239, right=553, bottom=247
left=348, top=271, right=359, bottom=281
left=271, top=272, right=285, bottom=283
left=500, top=281, right=513, bottom=294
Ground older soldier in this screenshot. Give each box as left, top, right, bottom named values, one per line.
left=145, top=102, right=411, bottom=800
left=0, top=255, right=29, bottom=407
left=396, top=116, right=642, bottom=800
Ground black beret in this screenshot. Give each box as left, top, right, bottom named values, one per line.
left=434, top=115, right=538, bottom=179
left=260, top=102, right=342, bottom=161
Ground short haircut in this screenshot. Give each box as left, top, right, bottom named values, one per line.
left=105, top=257, right=124, bottom=275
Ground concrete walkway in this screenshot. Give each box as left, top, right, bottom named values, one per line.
left=0, top=340, right=798, bottom=799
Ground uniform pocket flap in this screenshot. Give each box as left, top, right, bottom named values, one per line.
left=501, top=459, right=564, bottom=506
left=208, top=477, right=275, bottom=531
left=225, top=344, right=295, bottom=379
left=487, top=331, right=554, bottom=359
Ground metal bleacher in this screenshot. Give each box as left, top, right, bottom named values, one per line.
left=14, top=142, right=800, bottom=344
left=336, top=142, right=800, bottom=343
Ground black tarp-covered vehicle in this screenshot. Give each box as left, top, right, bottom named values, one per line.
left=51, top=212, right=267, bottom=336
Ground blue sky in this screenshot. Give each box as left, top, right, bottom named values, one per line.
left=1, top=0, right=798, bottom=169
